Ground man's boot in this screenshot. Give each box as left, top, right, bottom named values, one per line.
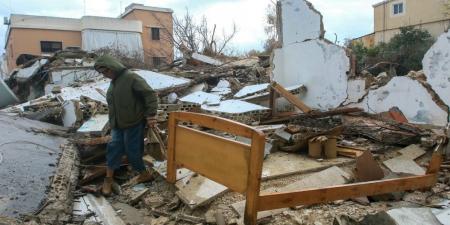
left=129, top=169, right=154, bottom=185
left=102, top=177, right=114, bottom=196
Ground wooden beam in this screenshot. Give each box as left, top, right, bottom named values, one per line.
left=171, top=112, right=255, bottom=138
left=244, top=132, right=266, bottom=225
left=257, top=174, right=437, bottom=211
left=261, top=107, right=363, bottom=124
left=167, top=113, right=177, bottom=183
left=270, top=82, right=312, bottom=113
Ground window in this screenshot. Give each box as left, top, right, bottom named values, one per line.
left=151, top=28, right=160, bottom=40
left=393, top=3, right=404, bottom=15
left=40, top=41, right=62, bottom=53
left=152, top=57, right=166, bottom=67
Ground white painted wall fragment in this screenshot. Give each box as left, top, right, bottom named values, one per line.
left=273, top=40, right=349, bottom=109
left=423, top=31, right=450, bottom=108
left=343, top=79, right=367, bottom=105
left=362, top=77, right=448, bottom=126
left=273, top=0, right=350, bottom=110
left=279, top=0, right=323, bottom=44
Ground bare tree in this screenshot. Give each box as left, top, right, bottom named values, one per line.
left=263, top=1, right=279, bottom=53
left=173, top=9, right=238, bottom=57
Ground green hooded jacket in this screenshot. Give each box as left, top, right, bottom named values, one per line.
left=94, top=55, right=158, bottom=129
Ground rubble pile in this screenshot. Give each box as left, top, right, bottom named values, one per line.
left=0, top=0, right=450, bottom=225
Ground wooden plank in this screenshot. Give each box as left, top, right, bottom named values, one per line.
left=271, top=82, right=312, bottom=113
left=171, top=112, right=255, bottom=138
left=167, top=113, right=177, bottom=183
left=244, top=132, right=266, bottom=225
left=355, top=151, right=384, bottom=182
left=175, top=126, right=251, bottom=193
left=257, top=174, right=437, bottom=211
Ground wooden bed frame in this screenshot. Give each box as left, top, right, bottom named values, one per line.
left=166, top=112, right=444, bottom=225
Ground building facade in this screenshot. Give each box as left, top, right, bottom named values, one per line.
left=374, top=0, right=450, bottom=44
left=353, top=0, right=450, bottom=47
left=4, top=3, right=173, bottom=72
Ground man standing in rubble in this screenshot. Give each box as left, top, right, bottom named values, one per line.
left=94, top=55, right=158, bottom=196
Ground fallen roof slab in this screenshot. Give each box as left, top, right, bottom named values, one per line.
left=179, top=91, right=221, bottom=105
left=234, top=83, right=269, bottom=98
left=201, top=99, right=270, bottom=114
left=0, top=113, right=67, bottom=218
left=191, top=53, right=223, bottom=66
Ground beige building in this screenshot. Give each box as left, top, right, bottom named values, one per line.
left=374, top=0, right=450, bottom=44
left=4, top=3, right=173, bottom=72
left=354, top=0, right=450, bottom=47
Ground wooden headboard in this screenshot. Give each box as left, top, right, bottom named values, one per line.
left=166, top=112, right=443, bottom=225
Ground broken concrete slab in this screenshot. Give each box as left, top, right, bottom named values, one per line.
left=383, top=156, right=426, bottom=175
left=234, top=83, right=269, bottom=99
left=356, top=76, right=448, bottom=126
left=175, top=174, right=228, bottom=209
left=76, top=114, right=109, bottom=136
left=49, top=68, right=100, bottom=86
left=398, top=144, right=426, bottom=160
left=387, top=208, right=441, bottom=225
left=0, top=79, right=19, bottom=108
left=75, top=194, right=127, bottom=225
left=261, top=152, right=353, bottom=180
left=133, top=69, right=192, bottom=92
left=191, top=53, right=223, bottom=66
left=0, top=114, right=67, bottom=218
left=15, top=59, right=48, bottom=82
left=180, top=91, right=221, bottom=105
left=112, top=202, right=151, bottom=225
left=423, top=31, right=450, bottom=108
left=201, top=100, right=270, bottom=114
left=211, top=79, right=232, bottom=96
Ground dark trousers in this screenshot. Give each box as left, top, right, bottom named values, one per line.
left=107, top=122, right=146, bottom=172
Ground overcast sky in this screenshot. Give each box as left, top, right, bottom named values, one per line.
left=0, top=0, right=382, bottom=54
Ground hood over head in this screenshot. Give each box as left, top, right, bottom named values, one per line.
left=94, top=55, right=127, bottom=76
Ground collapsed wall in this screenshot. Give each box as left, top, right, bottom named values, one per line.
left=357, top=77, right=448, bottom=126
left=272, top=0, right=449, bottom=126
left=423, top=31, right=450, bottom=108
left=272, top=0, right=350, bottom=110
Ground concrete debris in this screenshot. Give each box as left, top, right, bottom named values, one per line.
left=191, top=52, right=224, bottom=66
left=179, top=90, right=222, bottom=105
left=76, top=114, right=109, bottom=136
left=2, top=1, right=450, bottom=225
left=383, top=156, right=426, bottom=175
left=0, top=78, right=19, bottom=108
left=14, top=58, right=49, bottom=83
